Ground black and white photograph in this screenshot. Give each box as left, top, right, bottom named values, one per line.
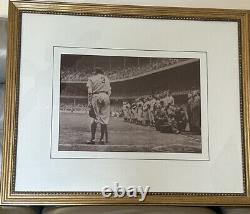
left=58, top=52, right=202, bottom=154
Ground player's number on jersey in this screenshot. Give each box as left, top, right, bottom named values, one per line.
left=101, top=76, right=105, bottom=84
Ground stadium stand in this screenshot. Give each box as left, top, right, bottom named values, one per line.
left=60, top=56, right=201, bottom=133
left=60, top=56, right=189, bottom=82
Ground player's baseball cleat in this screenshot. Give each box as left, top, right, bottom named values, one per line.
left=86, top=139, right=96, bottom=144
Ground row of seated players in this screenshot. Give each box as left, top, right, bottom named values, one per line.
left=60, top=58, right=186, bottom=82
left=122, top=90, right=201, bottom=134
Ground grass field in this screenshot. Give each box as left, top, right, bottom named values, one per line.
left=59, top=112, right=201, bottom=153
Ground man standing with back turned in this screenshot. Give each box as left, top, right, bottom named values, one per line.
left=86, top=67, right=111, bottom=145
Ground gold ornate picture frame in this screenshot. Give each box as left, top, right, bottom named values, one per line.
left=1, top=0, right=250, bottom=205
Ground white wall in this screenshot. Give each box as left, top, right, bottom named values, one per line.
left=0, top=0, right=250, bottom=18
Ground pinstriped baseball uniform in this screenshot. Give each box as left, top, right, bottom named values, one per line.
left=87, top=74, right=111, bottom=125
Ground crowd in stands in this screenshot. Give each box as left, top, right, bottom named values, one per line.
left=122, top=89, right=201, bottom=134
left=60, top=103, right=88, bottom=113
left=61, top=58, right=187, bottom=82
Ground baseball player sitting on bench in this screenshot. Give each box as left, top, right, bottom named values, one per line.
left=86, top=67, right=111, bottom=145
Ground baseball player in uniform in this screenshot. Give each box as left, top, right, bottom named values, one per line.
left=86, top=68, right=111, bottom=144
